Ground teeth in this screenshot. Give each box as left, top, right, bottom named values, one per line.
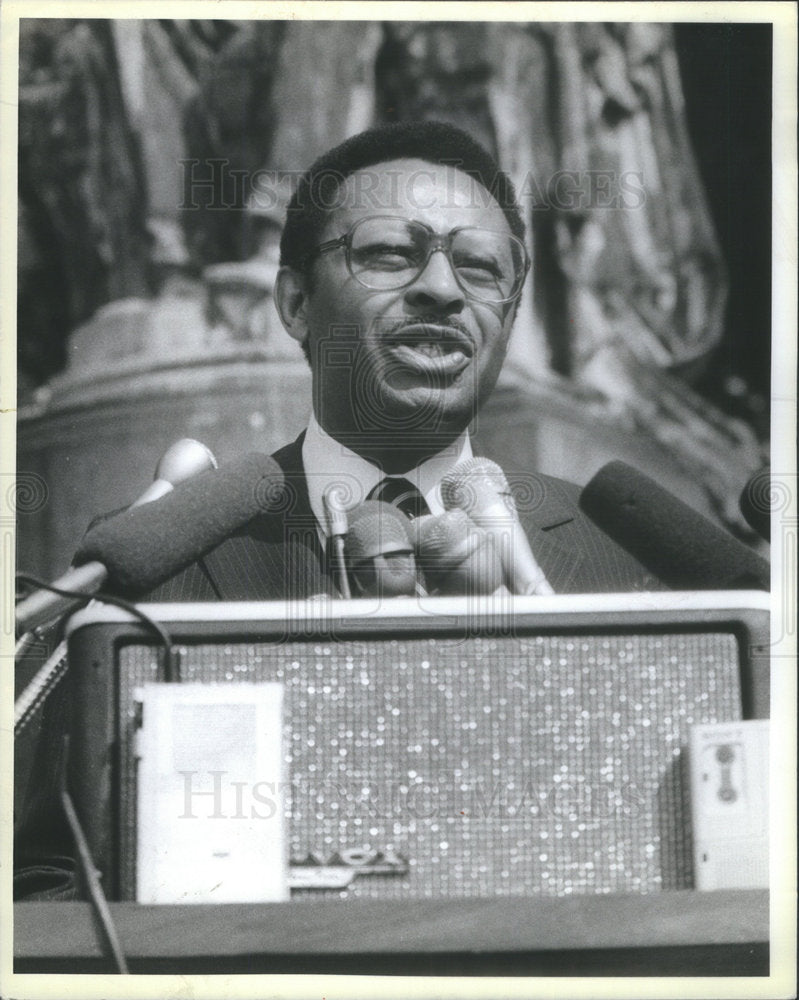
left=413, top=342, right=443, bottom=357
left=398, top=341, right=463, bottom=357
left=388, top=337, right=469, bottom=370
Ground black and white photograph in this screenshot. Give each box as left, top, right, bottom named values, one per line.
left=1, top=2, right=795, bottom=997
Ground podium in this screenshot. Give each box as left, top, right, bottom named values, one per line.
left=15, top=592, right=771, bottom=974
left=15, top=891, right=769, bottom=974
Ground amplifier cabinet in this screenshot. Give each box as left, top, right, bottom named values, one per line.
left=64, top=592, right=769, bottom=902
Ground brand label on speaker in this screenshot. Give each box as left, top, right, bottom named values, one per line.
left=288, top=849, right=409, bottom=889
left=134, top=682, right=287, bottom=904
left=690, top=719, right=769, bottom=890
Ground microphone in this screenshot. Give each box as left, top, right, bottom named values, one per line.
left=413, top=509, right=505, bottom=596
left=343, top=501, right=419, bottom=597
left=15, top=452, right=283, bottom=634
left=323, top=485, right=352, bottom=599
left=440, top=458, right=554, bottom=596
left=738, top=467, right=771, bottom=542
left=579, top=460, right=770, bottom=590
left=130, top=438, right=218, bottom=508
left=15, top=439, right=217, bottom=635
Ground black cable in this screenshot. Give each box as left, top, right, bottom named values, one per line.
left=15, top=573, right=180, bottom=682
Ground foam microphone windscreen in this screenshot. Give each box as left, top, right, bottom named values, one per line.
left=75, top=453, right=286, bottom=592
left=579, top=461, right=770, bottom=590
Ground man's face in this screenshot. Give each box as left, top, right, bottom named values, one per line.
left=296, top=159, right=520, bottom=450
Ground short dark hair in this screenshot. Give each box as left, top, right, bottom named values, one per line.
left=279, top=120, right=526, bottom=274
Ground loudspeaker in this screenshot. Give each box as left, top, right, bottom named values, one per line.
left=65, top=592, right=769, bottom=902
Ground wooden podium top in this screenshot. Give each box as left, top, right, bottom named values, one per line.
left=15, top=890, right=769, bottom=975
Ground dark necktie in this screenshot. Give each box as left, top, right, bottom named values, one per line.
left=367, top=477, right=431, bottom=520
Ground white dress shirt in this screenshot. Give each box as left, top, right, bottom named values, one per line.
left=301, top=414, right=473, bottom=539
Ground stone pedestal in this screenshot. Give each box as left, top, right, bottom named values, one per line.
left=17, top=286, right=311, bottom=579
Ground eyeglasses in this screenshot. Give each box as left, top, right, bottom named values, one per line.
left=308, top=216, right=530, bottom=305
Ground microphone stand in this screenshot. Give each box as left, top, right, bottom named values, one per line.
left=330, top=533, right=352, bottom=600
left=323, top=487, right=352, bottom=599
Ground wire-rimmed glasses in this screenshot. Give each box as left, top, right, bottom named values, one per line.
left=308, top=216, right=529, bottom=305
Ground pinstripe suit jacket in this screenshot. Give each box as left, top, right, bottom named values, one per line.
left=14, top=433, right=664, bottom=899
left=143, top=432, right=665, bottom=602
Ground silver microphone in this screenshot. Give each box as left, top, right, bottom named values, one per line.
left=323, top=484, right=352, bottom=599
left=130, top=438, right=218, bottom=508
left=15, top=439, right=218, bottom=635
left=413, top=509, right=505, bottom=596
left=440, top=458, right=553, bottom=596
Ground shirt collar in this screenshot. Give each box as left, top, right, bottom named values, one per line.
left=302, top=414, right=473, bottom=536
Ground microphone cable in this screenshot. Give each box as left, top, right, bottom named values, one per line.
left=16, top=573, right=176, bottom=673
left=14, top=639, right=69, bottom=738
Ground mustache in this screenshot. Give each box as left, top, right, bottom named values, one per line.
left=379, top=316, right=474, bottom=341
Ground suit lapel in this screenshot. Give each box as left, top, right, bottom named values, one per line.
left=199, top=441, right=663, bottom=600
left=200, top=434, right=336, bottom=600
left=508, top=470, right=664, bottom=593
left=505, top=471, right=587, bottom=592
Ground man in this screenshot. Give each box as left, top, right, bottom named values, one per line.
left=144, top=120, right=661, bottom=602
left=15, top=121, right=662, bottom=902
left=18, top=121, right=769, bottom=910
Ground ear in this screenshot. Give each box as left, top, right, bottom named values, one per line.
left=274, top=266, right=310, bottom=343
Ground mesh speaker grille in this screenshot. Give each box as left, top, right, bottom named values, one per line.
left=118, top=631, right=741, bottom=900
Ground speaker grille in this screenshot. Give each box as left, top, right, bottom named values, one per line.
left=118, top=631, right=741, bottom=899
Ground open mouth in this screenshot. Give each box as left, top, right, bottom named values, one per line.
left=383, top=324, right=473, bottom=376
